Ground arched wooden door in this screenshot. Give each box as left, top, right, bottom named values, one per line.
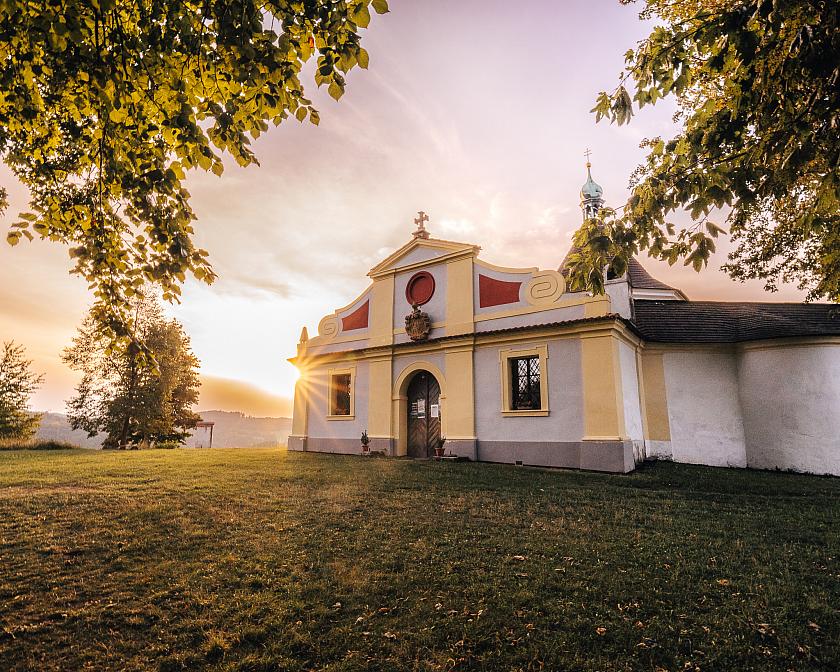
left=406, top=371, right=441, bottom=458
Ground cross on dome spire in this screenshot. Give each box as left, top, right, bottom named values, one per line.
left=413, top=210, right=430, bottom=239
left=580, top=149, right=604, bottom=220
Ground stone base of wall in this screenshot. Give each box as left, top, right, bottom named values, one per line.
left=645, top=439, right=672, bottom=460
left=288, top=435, right=306, bottom=452
left=306, top=437, right=363, bottom=455
left=478, top=439, right=635, bottom=473
left=292, top=437, right=635, bottom=473
left=369, top=437, right=393, bottom=455
left=445, top=439, right=477, bottom=460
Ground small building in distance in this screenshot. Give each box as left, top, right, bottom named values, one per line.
left=187, top=421, right=215, bottom=449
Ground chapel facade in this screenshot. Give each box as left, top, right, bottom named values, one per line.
left=288, top=167, right=840, bottom=475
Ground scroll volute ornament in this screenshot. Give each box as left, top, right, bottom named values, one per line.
left=405, top=303, right=432, bottom=341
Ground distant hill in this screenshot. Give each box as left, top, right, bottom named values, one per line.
left=36, top=413, right=104, bottom=449
left=35, top=411, right=291, bottom=449
left=189, top=410, right=291, bottom=448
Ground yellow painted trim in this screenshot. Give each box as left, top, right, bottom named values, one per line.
left=393, top=320, right=445, bottom=336
left=580, top=334, right=626, bottom=440
left=327, top=366, right=355, bottom=420
left=290, top=376, right=310, bottom=438
left=333, top=286, right=373, bottom=316
left=368, top=237, right=479, bottom=277
left=370, top=249, right=477, bottom=278
left=444, top=347, right=475, bottom=438
left=638, top=350, right=670, bottom=442
left=499, top=344, right=550, bottom=415
left=309, top=333, right=369, bottom=347
left=446, top=256, right=475, bottom=337
left=583, top=295, right=612, bottom=318
left=311, top=288, right=372, bottom=344
left=368, top=275, right=395, bottom=347
left=296, top=318, right=631, bottom=367
left=367, top=358, right=393, bottom=439
left=474, top=258, right=539, bottom=275
left=474, top=294, right=607, bottom=322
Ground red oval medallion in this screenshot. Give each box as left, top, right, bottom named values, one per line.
left=405, top=271, right=435, bottom=306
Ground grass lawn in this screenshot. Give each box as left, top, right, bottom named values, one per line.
left=0, top=449, right=838, bottom=671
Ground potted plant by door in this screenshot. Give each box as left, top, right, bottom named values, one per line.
left=434, top=436, right=446, bottom=460
left=361, top=430, right=371, bottom=455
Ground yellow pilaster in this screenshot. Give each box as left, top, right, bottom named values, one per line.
left=583, top=294, right=612, bottom=318
left=639, top=350, right=671, bottom=441
left=367, top=356, right=393, bottom=441
left=446, top=257, right=474, bottom=336
left=392, top=395, right=408, bottom=456
left=368, top=275, right=395, bottom=347
left=442, top=346, right=475, bottom=439
left=580, top=332, right=626, bottom=440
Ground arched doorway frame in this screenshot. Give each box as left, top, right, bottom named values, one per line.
left=392, top=361, right=447, bottom=457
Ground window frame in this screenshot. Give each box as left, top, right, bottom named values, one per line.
left=499, top=345, right=549, bottom=417
left=327, top=367, right=355, bottom=420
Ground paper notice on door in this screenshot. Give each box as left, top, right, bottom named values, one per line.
left=430, top=404, right=439, bottom=418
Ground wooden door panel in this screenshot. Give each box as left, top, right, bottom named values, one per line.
left=427, top=377, right=441, bottom=454
left=407, top=372, right=441, bottom=458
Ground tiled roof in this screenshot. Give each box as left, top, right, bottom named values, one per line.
left=626, top=258, right=678, bottom=291
left=633, top=300, right=840, bottom=343
left=559, top=253, right=678, bottom=291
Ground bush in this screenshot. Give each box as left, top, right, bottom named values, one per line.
left=0, top=438, right=79, bottom=451
left=154, top=441, right=180, bottom=450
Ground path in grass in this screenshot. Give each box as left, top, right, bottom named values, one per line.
left=0, top=448, right=838, bottom=671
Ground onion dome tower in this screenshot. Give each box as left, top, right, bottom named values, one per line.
left=580, top=152, right=604, bottom=220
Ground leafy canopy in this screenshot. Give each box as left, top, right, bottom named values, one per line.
left=63, top=293, right=201, bottom=449
left=0, top=341, right=44, bottom=441
left=566, top=0, right=839, bottom=301
left=1, top=0, right=389, bottom=342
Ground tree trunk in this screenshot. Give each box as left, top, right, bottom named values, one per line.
left=118, top=344, right=138, bottom=450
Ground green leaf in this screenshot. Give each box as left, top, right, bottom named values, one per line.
left=371, top=0, right=389, bottom=14
left=353, top=4, right=371, bottom=28
left=328, top=81, right=343, bottom=101
left=357, top=47, right=370, bottom=69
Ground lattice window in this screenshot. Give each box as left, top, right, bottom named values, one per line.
left=510, top=356, right=541, bottom=410
left=329, top=373, right=352, bottom=416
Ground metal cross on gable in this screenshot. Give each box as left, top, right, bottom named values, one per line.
left=584, top=147, right=592, bottom=164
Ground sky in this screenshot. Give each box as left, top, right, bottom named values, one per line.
left=0, top=0, right=807, bottom=416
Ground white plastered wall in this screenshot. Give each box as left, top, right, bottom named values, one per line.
left=618, top=341, right=643, bottom=441
left=738, top=343, right=840, bottom=475
left=661, top=349, right=748, bottom=467
left=617, top=341, right=645, bottom=463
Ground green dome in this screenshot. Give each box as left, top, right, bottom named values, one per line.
left=580, top=163, right=603, bottom=200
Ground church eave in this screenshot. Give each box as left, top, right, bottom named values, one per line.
left=291, top=313, right=638, bottom=364
left=367, top=237, right=481, bottom=278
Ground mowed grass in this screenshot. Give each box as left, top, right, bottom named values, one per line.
left=0, top=449, right=838, bottom=672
